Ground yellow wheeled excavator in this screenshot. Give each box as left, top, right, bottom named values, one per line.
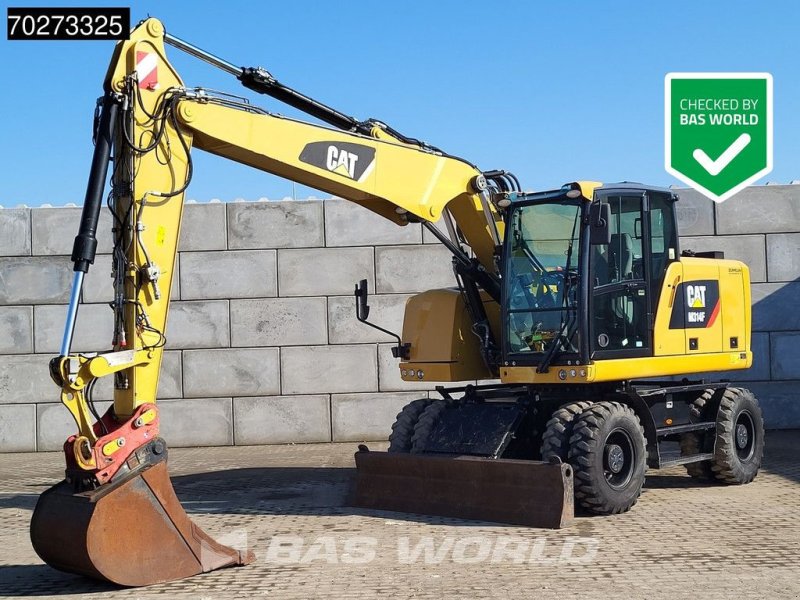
left=31, top=17, right=765, bottom=586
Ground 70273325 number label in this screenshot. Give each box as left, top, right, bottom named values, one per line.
left=7, top=7, right=130, bottom=40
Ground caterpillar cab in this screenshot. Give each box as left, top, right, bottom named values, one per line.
left=30, top=17, right=764, bottom=587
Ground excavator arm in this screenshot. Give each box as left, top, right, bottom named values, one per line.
left=32, top=17, right=515, bottom=585
left=56, top=18, right=507, bottom=441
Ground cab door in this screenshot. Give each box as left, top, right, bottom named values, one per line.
left=589, top=192, right=651, bottom=359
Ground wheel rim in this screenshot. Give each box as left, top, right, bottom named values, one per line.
left=735, top=410, right=756, bottom=462
left=603, top=428, right=635, bottom=489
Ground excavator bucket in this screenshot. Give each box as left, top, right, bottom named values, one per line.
left=30, top=439, right=253, bottom=587
left=352, top=450, right=574, bottom=528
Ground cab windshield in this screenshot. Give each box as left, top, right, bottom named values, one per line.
left=505, top=199, right=582, bottom=356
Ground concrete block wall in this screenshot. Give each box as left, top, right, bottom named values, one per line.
left=675, top=185, right=800, bottom=428
left=0, top=185, right=798, bottom=452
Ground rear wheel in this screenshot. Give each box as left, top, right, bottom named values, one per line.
left=680, top=431, right=715, bottom=479
left=540, top=401, right=594, bottom=462
left=568, top=401, right=647, bottom=515
left=388, top=398, right=432, bottom=453
left=710, top=387, right=764, bottom=484
left=681, top=389, right=718, bottom=479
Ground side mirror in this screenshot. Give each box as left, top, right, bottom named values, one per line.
left=589, top=202, right=611, bottom=246
left=355, top=279, right=370, bottom=321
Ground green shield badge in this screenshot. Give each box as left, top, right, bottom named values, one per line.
left=665, top=73, right=773, bottom=202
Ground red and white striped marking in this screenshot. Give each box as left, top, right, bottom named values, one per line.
left=136, top=51, right=159, bottom=90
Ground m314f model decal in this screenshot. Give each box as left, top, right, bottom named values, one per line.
left=669, top=280, right=721, bottom=329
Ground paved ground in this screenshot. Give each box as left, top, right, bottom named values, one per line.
left=1, top=432, right=799, bottom=600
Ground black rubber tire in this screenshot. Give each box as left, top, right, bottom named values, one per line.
left=681, top=388, right=718, bottom=479
left=540, top=401, right=594, bottom=462
left=680, top=431, right=715, bottom=479
left=568, top=401, right=647, bottom=515
left=689, top=387, right=716, bottom=419
left=710, top=387, right=764, bottom=484
left=410, top=400, right=447, bottom=454
left=387, top=398, right=433, bottom=453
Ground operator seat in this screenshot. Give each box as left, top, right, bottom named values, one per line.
left=608, top=233, right=633, bottom=281
left=608, top=233, right=634, bottom=328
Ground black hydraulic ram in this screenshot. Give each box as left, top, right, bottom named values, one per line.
left=163, top=32, right=362, bottom=133
left=60, top=93, right=119, bottom=357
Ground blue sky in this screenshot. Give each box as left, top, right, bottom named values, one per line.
left=1, top=0, right=798, bottom=206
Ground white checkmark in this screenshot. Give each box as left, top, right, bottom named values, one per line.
left=692, top=133, right=751, bottom=176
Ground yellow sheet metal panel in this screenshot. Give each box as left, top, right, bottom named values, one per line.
left=653, top=261, right=686, bottom=356
left=590, top=351, right=750, bottom=381
left=577, top=181, right=603, bottom=200
left=400, top=289, right=492, bottom=381
left=679, top=258, right=724, bottom=354
left=500, top=350, right=751, bottom=384
left=719, top=260, right=751, bottom=359
left=500, top=364, right=595, bottom=385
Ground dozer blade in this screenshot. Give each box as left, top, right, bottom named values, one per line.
left=353, top=450, right=574, bottom=529
left=30, top=438, right=253, bottom=587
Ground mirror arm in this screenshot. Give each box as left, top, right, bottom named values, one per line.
left=353, top=280, right=410, bottom=359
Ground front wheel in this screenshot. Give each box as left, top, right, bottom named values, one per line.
left=568, top=401, right=647, bottom=515
left=387, top=398, right=432, bottom=453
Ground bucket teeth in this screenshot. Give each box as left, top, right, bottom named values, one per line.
left=30, top=438, right=253, bottom=587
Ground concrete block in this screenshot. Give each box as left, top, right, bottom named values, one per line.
left=0, top=306, right=33, bottom=354
left=693, top=331, right=770, bottom=382
left=179, top=202, right=227, bottom=251
left=233, top=395, right=331, bottom=444
left=680, top=235, right=766, bottom=282
left=751, top=282, right=800, bottom=332
left=766, top=233, right=800, bottom=282
left=227, top=201, right=323, bottom=249
left=0, top=404, right=36, bottom=452
left=378, top=343, right=472, bottom=392
left=183, top=347, right=280, bottom=398
left=81, top=254, right=113, bottom=303
left=331, top=391, right=423, bottom=441
left=278, top=247, right=374, bottom=296
left=34, top=303, right=114, bottom=353
left=165, top=300, right=230, bottom=349
left=422, top=217, right=449, bottom=244
left=741, top=382, right=800, bottom=429
left=770, top=332, right=800, bottom=380
left=375, top=245, right=455, bottom=293
left=157, top=398, right=233, bottom=447
left=0, top=355, right=61, bottom=404
left=715, top=185, right=800, bottom=235
left=83, top=350, right=182, bottom=402
left=36, top=401, right=110, bottom=451
left=158, top=351, right=183, bottom=399
left=328, top=294, right=410, bottom=344
left=180, top=250, right=277, bottom=300
left=324, top=199, right=421, bottom=246
left=230, top=297, right=327, bottom=347
left=31, top=207, right=113, bottom=255
left=673, top=188, right=715, bottom=236
left=83, top=254, right=179, bottom=303
left=0, top=256, right=72, bottom=304
left=0, top=209, right=31, bottom=256
left=281, top=345, right=377, bottom=395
